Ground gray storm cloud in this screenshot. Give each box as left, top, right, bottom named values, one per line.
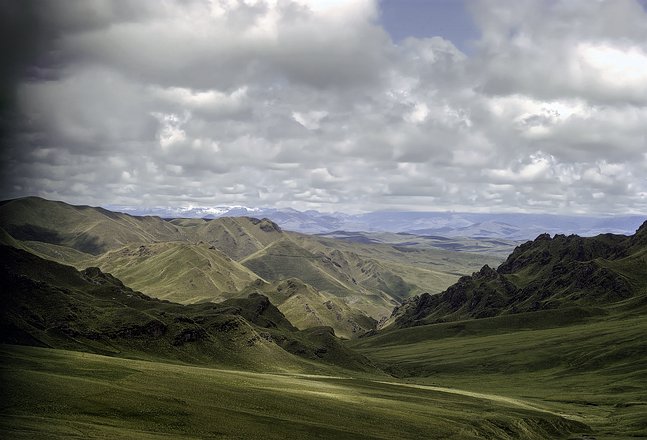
left=1, top=0, right=646, bottom=214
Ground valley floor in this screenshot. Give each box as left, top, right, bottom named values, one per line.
left=0, top=345, right=589, bottom=440
left=349, top=313, right=647, bottom=440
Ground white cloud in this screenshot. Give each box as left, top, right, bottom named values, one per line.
left=292, top=110, right=328, bottom=129
left=2, top=0, right=646, bottom=215
left=152, top=112, right=188, bottom=149
left=574, top=43, right=647, bottom=102
left=486, top=152, right=556, bottom=184
left=404, top=102, right=429, bottom=124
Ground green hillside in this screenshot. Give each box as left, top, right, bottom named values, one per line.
left=170, top=216, right=284, bottom=260
left=385, top=222, right=647, bottom=328
left=92, top=241, right=380, bottom=338
left=0, top=345, right=590, bottom=440
left=241, top=238, right=401, bottom=319
left=0, top=197, right=181, bottom=255
left=239, top=278, right=378, bottom=339
left=294, top=233, right=502, bottom=296
left=349, top=223, right=647, bottom=439
left=0, top=245, right=376, bottom=373
left=93, top=242, right=259, bottom=303
left=348, top=311, right=647, bottom=439
left=0, top=197, right=497, bottom=335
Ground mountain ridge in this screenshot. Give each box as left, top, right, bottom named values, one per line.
left=111, top=201, right=645, bottom=238
left=0, top=244, right=378, bottom=373
left=384, top=221, right=647, bottom=329
left=0, top=197, right=497, bottom=336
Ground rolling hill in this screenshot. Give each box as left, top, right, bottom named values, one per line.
left=0, top=245, right=376, bottom=373
left=317, top=230, right=519, bottom=258
left=238, top=278, right=377, bottom=339
left=0, top=344, right=591, bottom=440
left=348, top=309, right=647, bottom=439
left=0, top=197, right=498, bottom=334
left=240, top=238, right=405, bottom=319
left=93, top=241, right=259, bottom=303
left=384, top=221, right=647, bottom=328
left=348, top=222, right=647, bottom=438
left=0, top=197, right=181, bottom=255
left=169, top=216, right=284, bottom=260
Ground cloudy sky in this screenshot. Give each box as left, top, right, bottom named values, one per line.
left=1, top=0, right=647, bottom=214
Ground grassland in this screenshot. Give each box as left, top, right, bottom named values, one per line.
left=236, top=278, right=378, bottom=339
left=0, top=196, right=181, bottom=254
left=2, top=198, right=643, bottom=438
left=316, top=231, right=518, bottom=258
left=93, top=242, right=259, bottom=303
left=293, top=233, right=504, bottom=296
left=348, top=311, right=647, bottom=439
left=0, top=345, right=590, bottom=439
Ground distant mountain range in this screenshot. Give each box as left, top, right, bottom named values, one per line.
left=109, top=204, right=645, bottom=239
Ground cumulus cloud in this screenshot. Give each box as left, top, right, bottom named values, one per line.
left=1, top=0, right=646, bottom=214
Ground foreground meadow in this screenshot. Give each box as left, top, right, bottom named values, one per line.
left=0, top=345, right=590, bottom=439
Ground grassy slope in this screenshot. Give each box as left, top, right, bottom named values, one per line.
left=161, top=216, right=502, bottom=323
left=295, top=234, right=503, bottom=296
left=318, top=231, right=518, bottom=258
left=241, top=238, right=400, bottom=320
left=348, top=226, right=647, bottom=437
left=0, top=345, right=590, bottom=440
left=385, top=225, right=647, bottom=328
left=348, top=312, right=647, bottom=439
left=0, top=198, right=501, bottom=335
left=170, top=217, right=284, bottom=261
left=236, top=279, right=378, bottom=340
left=0, top=245, right=377, bottom=374
left=93, top=240, right=379, bottom=338
left=93, top=242, right=259, bottom=303
left=0, top=197, right=181, bottom=255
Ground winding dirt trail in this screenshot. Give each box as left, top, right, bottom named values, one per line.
left=374, top=380, right=586, bottom=423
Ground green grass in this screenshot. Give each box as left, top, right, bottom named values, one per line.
left=242, top=239, right=399, bottom=320
left=238, top=279, right=377, bottom=340
left=316, top=231, right=518, bottom=258
left=349, top=313, right=647, bottom=439
left=2, top=197, right=504, bottom=333
left=293, top=234, right=503, bottom=296
left=0, top=345, right=590, bottom=439
left=0, top=197, right=182, bottom=255
left=94, top=242, right=258, bottom=303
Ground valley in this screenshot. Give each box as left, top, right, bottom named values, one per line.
left=0, top=197, right=645, bottom=439
left=5, top=2, right=646, bottom=439
left=349, top=313, right=647, bottom=439
left=0, top=197, right=503, bottom=336
left=1, top=345, right=591, bottom=440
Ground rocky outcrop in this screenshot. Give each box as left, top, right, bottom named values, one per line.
left=387, top=222, right=646, bottom=329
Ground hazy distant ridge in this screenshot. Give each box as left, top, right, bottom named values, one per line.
left=111, top=205, right=645, bottom=239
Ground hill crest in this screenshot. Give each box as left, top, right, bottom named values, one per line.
left=385, top=221, right=647, bottom=329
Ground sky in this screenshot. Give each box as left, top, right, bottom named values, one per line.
left=1, top=0, right=646, bottom=214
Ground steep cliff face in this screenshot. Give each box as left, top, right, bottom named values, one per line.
left=385, top=221, right=647, bottom=329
